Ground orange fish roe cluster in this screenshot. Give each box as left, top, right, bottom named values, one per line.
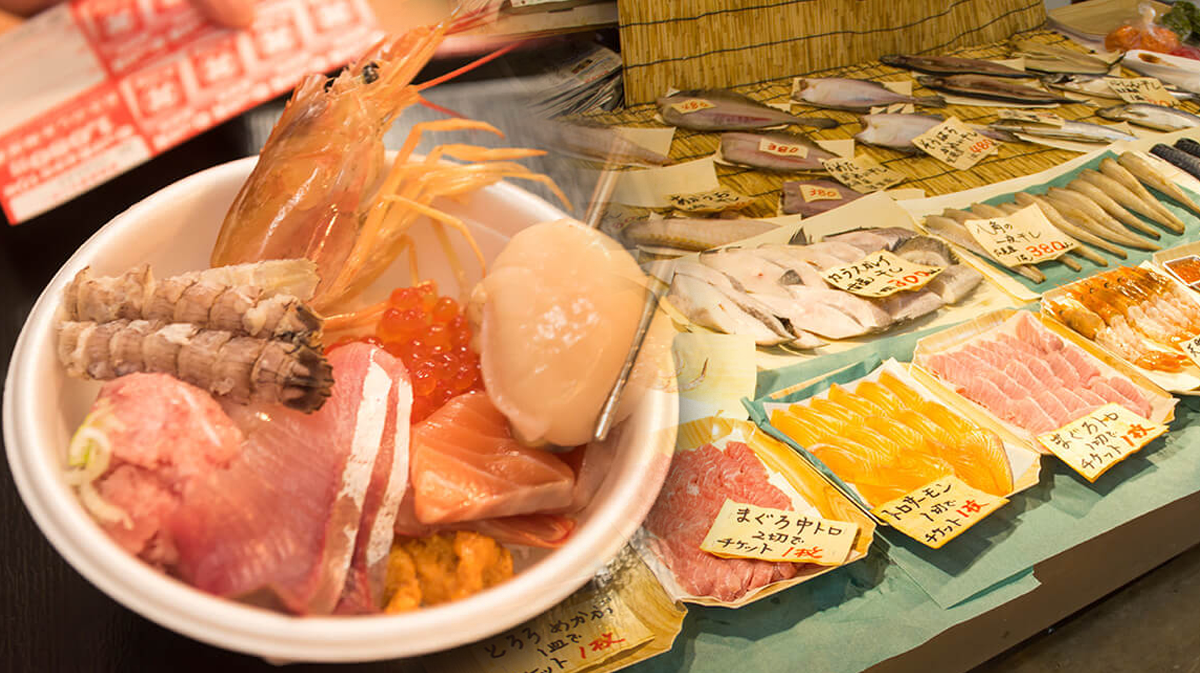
left=326, top=281, right=482, bottom=422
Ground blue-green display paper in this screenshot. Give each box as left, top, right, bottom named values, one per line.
left=976, top=150, right=1200, bottom=292
left=625, top=551, right=1040, bottom=673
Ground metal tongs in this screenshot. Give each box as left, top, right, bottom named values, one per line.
left=584, top=167, right=675, bottom=442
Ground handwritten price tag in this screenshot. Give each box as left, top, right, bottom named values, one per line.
left=462, top=591, right=654, bottom=673
left=1037, top=403, right=1166, bottom=482
left=800, top=184, right=843, bottom=202
left=820, top=155, right=906, bottom=193
left=1182, top=333, right=1200, bottom=369
left=1106, top=77, right=1176, bottom=107
left=872, top=475, right=1008, bottom=548
left=912, top=117, right=998, bottom=171
left=670, top=98, right=716, bottom=114
left=822, top=249, right=945, bottom=298
left=964, top=205, right=1078, bottom=267
left=758, top=138, right=809, bottom=157
left=700, top=500, right=859, bottom=566
left=667, top=188, right=752, bottom=213
left=997, top=109, right=1065, bottom=127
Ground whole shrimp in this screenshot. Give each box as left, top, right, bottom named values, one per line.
left=211, top=6, right=567, bottom=314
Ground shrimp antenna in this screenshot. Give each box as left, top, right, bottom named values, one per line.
left=418, top=96, right=467, bottom=119
left=415, top=40, right=525, bottom=91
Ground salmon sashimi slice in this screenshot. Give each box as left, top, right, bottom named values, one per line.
left=808, top=396, right=863, bottom=425
left=852, top=380, right=904, bottom=414
left=827, top=383, right=886, bottom=418
left=918, top=402, right=976, bottom=437
left=863, top=416, right=927, bottom=450
left=770, top=409, right=827, bottom=447
left=892, top=409, right=956, bottom=445
left=410, top=391, right=575, bottom=525
left=784, top=404, right=847, bottom=440
left=841, top=426, right=902, bottom=462
left=877, top=371, right=926, bottom=409
left=809, top=438, right=896, bottom=483
left=890, top=452, right=954, bottom=491
left=855, top=482, right=911, bottom=506
left=948, top=429, right=1014, bottom=496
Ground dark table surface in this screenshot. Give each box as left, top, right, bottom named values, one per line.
left=0, top=45, right=602, bottom=672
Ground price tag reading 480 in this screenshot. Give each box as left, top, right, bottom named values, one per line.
left=822, top=250, right=945, bottom=298
left=964, top=205, right=1078, bottom=268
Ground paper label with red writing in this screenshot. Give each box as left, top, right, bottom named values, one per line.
left=963, top=205, right=1078, bottom=267
left=758, top=137, right=809, bottom=158
left=912, top=117, right=998, bottom=171
left=700, top=499, right=858, bottom=566
left=463, top=591, right=654, bottom=673
left=997, top=109, right=1065, bottom=126
left=1106, top=77, right=1176, bottom=107
left=820, top=155, right=905, bottom=193
left=822, top=249, right=945, bottom=298
left=667, top=187, right=752, bottom=213
left=799, top=184, right=842, bottom=202
left=670, top=98, right=716, bottom=114
left=1037, top=403, right=1167, bottom=482
left=871, top=475, right=1008, bottom=549
left=0, top=0, right=380, bottom=224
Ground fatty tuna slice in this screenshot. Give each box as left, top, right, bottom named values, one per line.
left=171, top=343, right=397, bottom=615
left=410, top=391, right=575, bottom=525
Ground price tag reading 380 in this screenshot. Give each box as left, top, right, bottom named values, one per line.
left=1037, top=403, right=1167, bottom=482
left=758, top=138, right=809, bottom=158
left=963, top=205, right=1078, bottom=268
left=912, top=117, right=998, bottom=171
left=700, top=500, right=859, bottom=566
left=871, top=475, right=1007, bottom=548
left=822, top=250, right=945, bottom=298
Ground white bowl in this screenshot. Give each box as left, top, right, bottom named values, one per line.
left=3, top=157, right=676, bottom=662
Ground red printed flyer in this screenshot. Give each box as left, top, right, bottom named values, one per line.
left=0, top=0, right=380, bottom=223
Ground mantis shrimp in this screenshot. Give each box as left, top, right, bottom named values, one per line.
left=209, top=4, right=568, bottom=319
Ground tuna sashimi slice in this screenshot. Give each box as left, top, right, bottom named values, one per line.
left=171, top=343, right=397, bottom=615
left=1061, top=346, right=1102, bottom=383
left=410, top=391, right=575, bottom=525
left=1013, top=311, right=1064, bottom=353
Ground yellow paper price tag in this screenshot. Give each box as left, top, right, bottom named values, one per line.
left=1183, top=333, right=1200, bottom=368
left=912, top=117, right=998, bottom=171
left=758, top=137, right=809, bottom=158
left=1037, top=403, right=1167, bottom=482
left=820, top=155, right=906, bottom=193
left=821, top=249, right=945, bottom=298
left=871, top=475, right=1008, bottom=549
left=997, top=109, right=1065, bottom=126
left=1106, top=77, right=1176, bottom=107
left=963, top=205, right=1078, bottom=268
left=666, top=188, right=752, bottom=213
left=670, top=98, right=716, bottom=114
left=464, top=592, right=654, bottom=673
left=799, top=184, right=842, bottom=202
left=700, top=500, right=859, bottom=566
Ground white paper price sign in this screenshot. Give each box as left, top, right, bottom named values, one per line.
left=912, top=117, right=998, bottom=171
left=1106, top=77, right=1176, bottom=106
left=799, top=184, right=843, bottom=202
left=871, top=475, right=1008, bottom=549
left=667, top=188, right=752, bottom=213
left=1037, top=403, right=1166, bottom=482
left=1182, top=333, right=1200, bottom=368
left=700, top=500, right=859, bottom=566
left=820, top=155, right=906, bottom=193
left=822, top=250, right=945, bottom=297
left=964, top=205, right=1078, bottom=267
left=670, top=98, right=716, bottom=114
left=997, top=109, right=1065, bottom=126
left=758, top=138, right=809, bottom=157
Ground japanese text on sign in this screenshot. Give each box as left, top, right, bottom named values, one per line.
left=466, top=592, right=653, bottom=673
left=700, top=500, right=859, bottom=566
left=997, top=109, right=1065, bottom=127
left=822, top=250, right=945, bottom=298
left=670, top=98, right=716, bottom=114
left=758, top=138, right=809, bottom=158
left=667, top=188, right=752, bottom=213
left=800, top=184, right=842, bottom=202
left=963, top=205, right=1078, bottom=267
left=1106, top=77, right=1176, bottom=107
left=912, top=117, right=998, bottom=171
left=820, top=155, right=906, bottom=193
left=871, top=475, right=1008, bottom=548
left=1182, top=332, right=1200, bottom=369
left=1037, top=403, right=1167, bottom=482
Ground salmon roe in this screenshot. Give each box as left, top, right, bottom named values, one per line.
left=325, top=280, right=482, bottom=422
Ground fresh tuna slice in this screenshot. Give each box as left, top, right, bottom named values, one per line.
left=171, top=343, right=399, bottom=615
left=338, top=351, right=414, bottom=614
left=410, top=391, right=575, bottom=525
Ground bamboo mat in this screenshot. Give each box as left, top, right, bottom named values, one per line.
left=617, top=0, right=1045, bottom=104
left=584, top=29, right=1200, bottom=218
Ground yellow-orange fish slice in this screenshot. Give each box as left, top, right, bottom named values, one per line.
left=853, top=380, right=905, bottom=415
left=877, top=371, right=927, bottom=409
left=864, top=416, right=931, bottom=453
left=827, top=384, right=887, bottom=418
left=892, top=409, right=958, bottom=446
left=855, top=482, right=911, bottom=507
left=892, top=451, right=955, bottom=490
left=841, top=426, right=903, bottom=462
left=918, top=401, right=977, bottom=438
left=809, top=438, right=897, bottom=484
left=770, top=408, right=828, bottom=447
left=942, top=429, right=1014, bottom=497
left=809, top=396, right=865, bottom=425
left=784, top=403, right=847, bottom=441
